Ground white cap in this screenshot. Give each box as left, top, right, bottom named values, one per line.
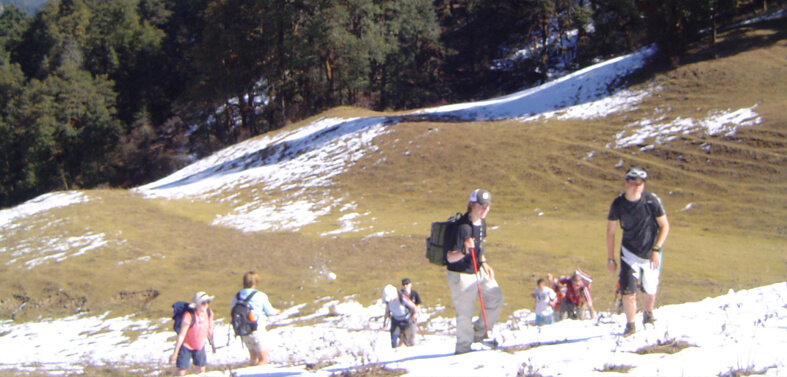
left=382, top=284, right=398, bottom=302
left=469, top=189, right=491, bottom=205
left=189, top=291, right=214, bottom=308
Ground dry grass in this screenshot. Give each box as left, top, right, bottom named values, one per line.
left=0, top=16, right=784, bottom=348
left=596, top=363, right=635, bottom=373
left=330, top=364, right=407, bottom=377
left=635, top=338, right=695, bottom=355
left=718, top=365, right=778, bottom=377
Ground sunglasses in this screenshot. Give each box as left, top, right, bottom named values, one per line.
left=625, top=178, right=645, bottom=186
left=625, top=170, right=647, bottom=180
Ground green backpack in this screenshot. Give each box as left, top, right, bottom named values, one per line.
left=425, top=212, right=462, bottom=266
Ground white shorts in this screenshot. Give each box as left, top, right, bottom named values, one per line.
left=241, top=327, right=267, bottom=352
left=620, top=246, right=661, bottom=295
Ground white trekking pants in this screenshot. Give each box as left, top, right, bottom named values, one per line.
left=446, top=268, right=503, bottom=353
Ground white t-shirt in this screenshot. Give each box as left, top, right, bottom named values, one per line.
left=534, top=286, right=557, bottom=316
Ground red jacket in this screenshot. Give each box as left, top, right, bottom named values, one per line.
left=558, top=277, right=593, bottom=306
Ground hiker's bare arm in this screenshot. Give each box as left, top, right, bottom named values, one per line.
left=446, top=249, right=462, bottom=263
left=606, top=220, right=618, bottom=273
left=446, top=236, right=475, bottom=263
left=482, top=262, right=495, bottom=281
left=655, top=214, right=669, bottom=247
left=650, top=214, right=669, bottom=269
left=169, top=327, right=188, bottom=363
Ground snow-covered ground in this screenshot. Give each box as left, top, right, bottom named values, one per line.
left=1, top=19, right=783, bottom=375
left=1, top=282, right=785, bottom=376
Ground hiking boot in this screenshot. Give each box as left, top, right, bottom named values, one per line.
left=643, top=311, right=655, bottom=326
left=480, top=338, right=499, bottom=350
left=622, top=322, right=636, bottom=337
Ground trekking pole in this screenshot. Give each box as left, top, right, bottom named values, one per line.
left=469, top=248, right=490, bottom=339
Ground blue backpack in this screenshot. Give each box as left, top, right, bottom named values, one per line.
left=172, top=301, right=213, bottom=333
left=172, top=301, right=194, bottom=333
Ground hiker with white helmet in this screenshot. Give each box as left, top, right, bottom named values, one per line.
left=170, top=291, right=215, bottom=376
left=606, top=167, right=670, bottom=337
left=382, top=284, right=417, bottom=347
left=445, top=189, right=503, bottom=354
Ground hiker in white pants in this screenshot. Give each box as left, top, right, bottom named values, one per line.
left=445, top=189, right=504, bottom=354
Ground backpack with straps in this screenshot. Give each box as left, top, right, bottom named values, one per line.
left=231, top=291, right=259, bottom=336
left=384, top=289, right=413, bottom=321
left=172, top=301, right=213, bottom=333
left=425, top=212, right=463, bottom=266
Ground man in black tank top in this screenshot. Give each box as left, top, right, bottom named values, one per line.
left=606, top=167, right=670, bottom=337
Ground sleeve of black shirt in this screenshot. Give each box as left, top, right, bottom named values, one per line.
left=412, top=291, right=422, bottom=306
left=451, top=223, right=473, bottom=252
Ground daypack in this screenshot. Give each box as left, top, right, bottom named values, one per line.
left=425, top=212, right=463, bottom=266
left=230, top=291, right=259, bottom=337
left=172, top=301, right=194, bottom=334
left=172, top=301, right=213, bottom=334
left=382, top=285, right=412, bottom=321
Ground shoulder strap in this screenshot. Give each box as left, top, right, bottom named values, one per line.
left=643, top=192, right=657, bottom=220
left=186, top=309, right=196, bottom=330
left=237, top=290, right=258, bottom=303
left=398, top=290, right=415, bottom=310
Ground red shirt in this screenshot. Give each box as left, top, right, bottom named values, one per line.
left=181, top=309, right=213, bottom=350
left=559, top=278, right=592, bottom=306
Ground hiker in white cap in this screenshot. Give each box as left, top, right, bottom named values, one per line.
left=170, top=291, right=215, bottom=376
left=382, top=284, right=417, bottom=348
left=445, top=189, right=503, bottom=354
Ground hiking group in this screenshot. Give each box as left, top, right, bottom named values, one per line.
left=168, top=166, right=669, bottom=373
left=169, top=271, right=281, bottom=376
left=533, top=269, right=595, bottom=326
left=429, top=166, right=669, bottom=354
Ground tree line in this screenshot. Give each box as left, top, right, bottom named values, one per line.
left=0, top=0, right=779, bottom=208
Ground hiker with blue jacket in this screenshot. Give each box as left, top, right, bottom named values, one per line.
left=446, top=189, right=504, bottom=354
left=170, top=291, right=215, bottom=376
left=232, top=271, right=281, bottom=365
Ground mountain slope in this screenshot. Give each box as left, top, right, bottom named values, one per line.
left=0, top=16, right=785, bottom=328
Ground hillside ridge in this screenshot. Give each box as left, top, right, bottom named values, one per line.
left=0, top=18, right=784, bottom=327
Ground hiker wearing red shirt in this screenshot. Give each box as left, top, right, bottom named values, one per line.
left=170, top=292, right=215, bottom=376
left=553, top=272, right=596, bottom=320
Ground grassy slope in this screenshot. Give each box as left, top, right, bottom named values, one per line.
left=0, top=19, right=785, bottom=325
